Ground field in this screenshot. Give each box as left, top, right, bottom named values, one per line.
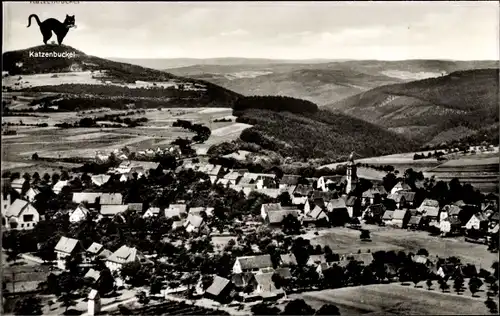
left=307, top=226, right=497, bottom=268
left=1, top=106, right=250, bottom=166
left=290, top=283, right=493, bottom=315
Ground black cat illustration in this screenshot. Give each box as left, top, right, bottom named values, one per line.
left=27, top=14, right=76, bottom=45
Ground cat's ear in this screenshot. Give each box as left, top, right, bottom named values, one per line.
left=66, top=14, right=69, bottom=17
left=71, top=15, right=75, bottom=18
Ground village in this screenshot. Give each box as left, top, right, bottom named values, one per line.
left=1, top=142, right=499, bottom=315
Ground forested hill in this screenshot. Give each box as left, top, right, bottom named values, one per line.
left=232, top=96, right=419, bottom=160
left=327, top=68, right=499, bottom=147
left=2, top=45, right=241, bottom=110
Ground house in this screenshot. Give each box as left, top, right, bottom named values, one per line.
left=127, top=203, right=143, bottom=212
left=252, top=272, right=279, bottom=294
left=84, top=268, right=101, bottom=283
left=275, top=267, right=292, bottom=279
left=1, top=193, right=11, bottom=217
left=86, top=242, right=105, bottom=262
left=391, top=182, right=412, bottom=195
left=326, top=198, right=347, bottom=213
left=340, top=253, right=374, bottom=266
left=2, top=199, right=40, bottom=231
left=412, top=254, right=429, bottom=265
left=440, top=204, right=461, bottom=222
left=279, top=254, right=297, bottom=267
left=231, top=272, right=255, bottom=289
left=72, top=193, right=102, bottom=205
left=172, top=220, right=185, bottom=231
left=143, top=207, right=160, bottom=218
left=362, top=187, right=385, bottom=206
left=266, top=209, right=300, bottom=226
left=256, top=188, right=281, bottom=198
left=465, top=213, right=489, bottom=231
left=418, top=199, right=440, bottom=221
left=54, top=236, right=83, bottom=270
left=105, top=245, right=149, bottom=272
left=279, top=175, right=301, bottom=190
left=189, top=207, right=214, bottom=217
left=407, top=215, right=423, bottom=230
left=387, top=191, right=415, bottom=209
left=362, top=204, right=386, bottom=224
left=205, top=276, right=233, bottom=303
left=440, top=217, right=462, bottom=236
left=184, top=214, right=207, bottom=233
left=24, top=187, right=40, bottom=203
left=100, top=193, right=123, bottom=205
left=233, top=255, right=273, bottom=274
left=100, top=205, right=128, bottom=217
left=307, top=254, right=327, bottom=266
left=91, top=175, right=110, bottom=187
left=53, top=180, right=69, bottom=195
left=69, top=204, right=90, bottom=223
left=222, top=172, right=241, bottom=186
left=382, top=210, right=394, bottom=226
left=291, top=196, right=308, bottom=206
left=261, top=203, right=282, bottom=220
left=301, top=206, right=328, bottom=226
left=317, top=175, right=343, bottom=192
left=391, top=209, right=410, bottom=228
left=165, top=204, right=187, bottom=219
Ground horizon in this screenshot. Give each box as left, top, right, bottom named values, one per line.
left=3, top=1, right=499, bottom=60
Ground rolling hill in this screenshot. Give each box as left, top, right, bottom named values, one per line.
left=229, top=96, right=420, bottom=161
left=156, top=59, right=497, bottom=106
left=2, top=45, right=241, bottom=110
left=326, top=68, right=499, bottom=146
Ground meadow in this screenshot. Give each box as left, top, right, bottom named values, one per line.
left=291, top=283, right=492, bottom=315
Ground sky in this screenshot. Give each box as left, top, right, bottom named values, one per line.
left=2, top=1, right=499, bottom=60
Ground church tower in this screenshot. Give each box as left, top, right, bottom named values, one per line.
left=346, top=152, right=358, bottom=194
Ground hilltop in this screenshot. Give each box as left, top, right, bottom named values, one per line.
left=161, top=59, right=497, bottom=106
left=228, top=96, right=419, bottom=161
left=2, top=45, right=240, bottom=110
left=326, top=68, right=499, bottom=147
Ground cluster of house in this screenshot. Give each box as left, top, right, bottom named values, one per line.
left=95, top=145, right=182, bottom=163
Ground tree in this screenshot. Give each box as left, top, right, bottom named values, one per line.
left=278, top=192, right=292, bottom=206
left=492, top=261, right=499, bottom=280
left=417, top=248, right=429, bottom=257
left=360, top=230, right=371, bottom=241
left=315, top=304, right=340, bottom=315
left=454, top=275, right=464, bottom=294
left=98, top=268, right=114, bottom=295
left=58, top=273, right=78, bottom=312
left=6, top=231, right=22, bottom=265
left=136, top=290, right=150, bottom=305
left=469, top=276, right=483, bottom=297
left=251, top=303, right=280, bottom=315
left=150, top=276, right=163, bottom=295
left=282, top=299, right=316, bottom=315
left=426, top=279, right=433, bottom=290
left=485, top=297, right=498, bottom=314
left=282, top=214, right=301, bottom=235
left=32, top=152, right=39, bottom=160
left=14, top=295, right=43, bottom=315
left=439, top=279, right=449, bottom=293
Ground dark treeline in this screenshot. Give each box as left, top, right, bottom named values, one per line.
left=173, top=119, right=211, bottom=143
left=233, top=95, right=319, bottom=114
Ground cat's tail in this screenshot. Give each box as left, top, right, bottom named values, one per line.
left=27, top=14, right=42, bottom=27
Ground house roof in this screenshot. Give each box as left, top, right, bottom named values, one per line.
left=236, top=255, right=273, bottom=270
left=100, top=205, right=128, bottom=216
left=345, top=196, right=358, bottom=206
left=387, top=193, right=404, bottom=203
left=294, top=184, right=314, bottom=196
left=262, top=203, right=282, bottom=213
left=267, top=209, right=299, bottom=224
left=91, top=174, right=110, bottom=186
left=313, top=191, right=336, bottom=201
left=243, top=172, right=275, bottom=180
left=231, top=272, right=254, bottom=287
left=253, top=272, right=277, bottom=292
left=107, top=245, right=142, bottom=264
left=127, top=203, right=143, bottom=211
left=444, top=204, right=462, bottom=216
left=72, top=192, right=103, bottom=204
left=308, top=206, right=327, bottom=220
left=97, top=249, right=112, bottom=259
left=382, top=210, right=394, bottom=220
left=86, top=242, right=103, bottom=254
left=291, top=196, right=308, bottom=205
left=206, top=276, right=231, bottom=296
left=408, top=215, right=422, bottom=225
left=308, top=254, right=327, bottom=264
left=280, top=254, right=297, bottom=266
left=419, top=199, right=440, bottom=217
left=223, top=172, right=241, bottom=181
left=393, top=182, right=412, bottom=191
left=186, top=214, right=204, bottom=228
left=327, top=198, right=347, bottom=210
left=275, top=267, right=292, bottom=279
left=362, top=187, right=385, bottom=198
left=88, top=289, right=99, bottom=300
left=400, top=191, right=416, bottom=202
left=72, top=205, right=90, bottom=216
left=341, top=253, right=374, bottom=266
left=281, top=175, right=301, bottom=186
left=168, top=204, right=187, bottom=213
left=84, top=268, right=101, bottom=282
left=54, top=236, right=80, bottom=254
left=4, top=199, right=31, bottom=218
left=256, top=188, right=281, bottom=198
left=392, top=209, right=408, bottom=220
left=145, top=207, right=161, bottom=215
left=472, top=212, right=489, bottom=222
left=366, top=204, right=386, bottom=216
left=100, top=193, right=123, bottom=205
left=25, top=187, right=40, bottom=197
left=53, top=180, right=69, bottom=193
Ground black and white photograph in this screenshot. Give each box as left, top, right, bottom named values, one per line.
left=1, top=1, right=499, bottom=315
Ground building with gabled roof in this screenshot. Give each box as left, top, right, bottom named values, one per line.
left=100, top=193, right=123, bottom=205
left=72, top=192, right=103, bottom=205
left=465, top=212, right=489, bottom=231
left=184, top=214, right=207, bottom=233
left=54, top=236, right=83, bottom=270
left=261, top=203, right=282, bottom=220
left=2, top=199, right=39, bottom=231
left=24, top=187, right=40, bottom=203
left=165, top=204, right=187, bottom=219
left=69, top=204, right=90, bottom=223
left=105, top=245, right=149, bottom=272
left=205, top=276, right=233, bottom=303
left=91, top=174, right=111, bottom=187
left=418, top=199, right=440, bottom=219
left=233, top=255, right=273, bottom=274
left=100, top=205, right=128, bottom=217
left=266, top=209, right=300, bottom=226
left=52, top=180, right=69, bottom=195
left=391, top=209, right=410, bottom=228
